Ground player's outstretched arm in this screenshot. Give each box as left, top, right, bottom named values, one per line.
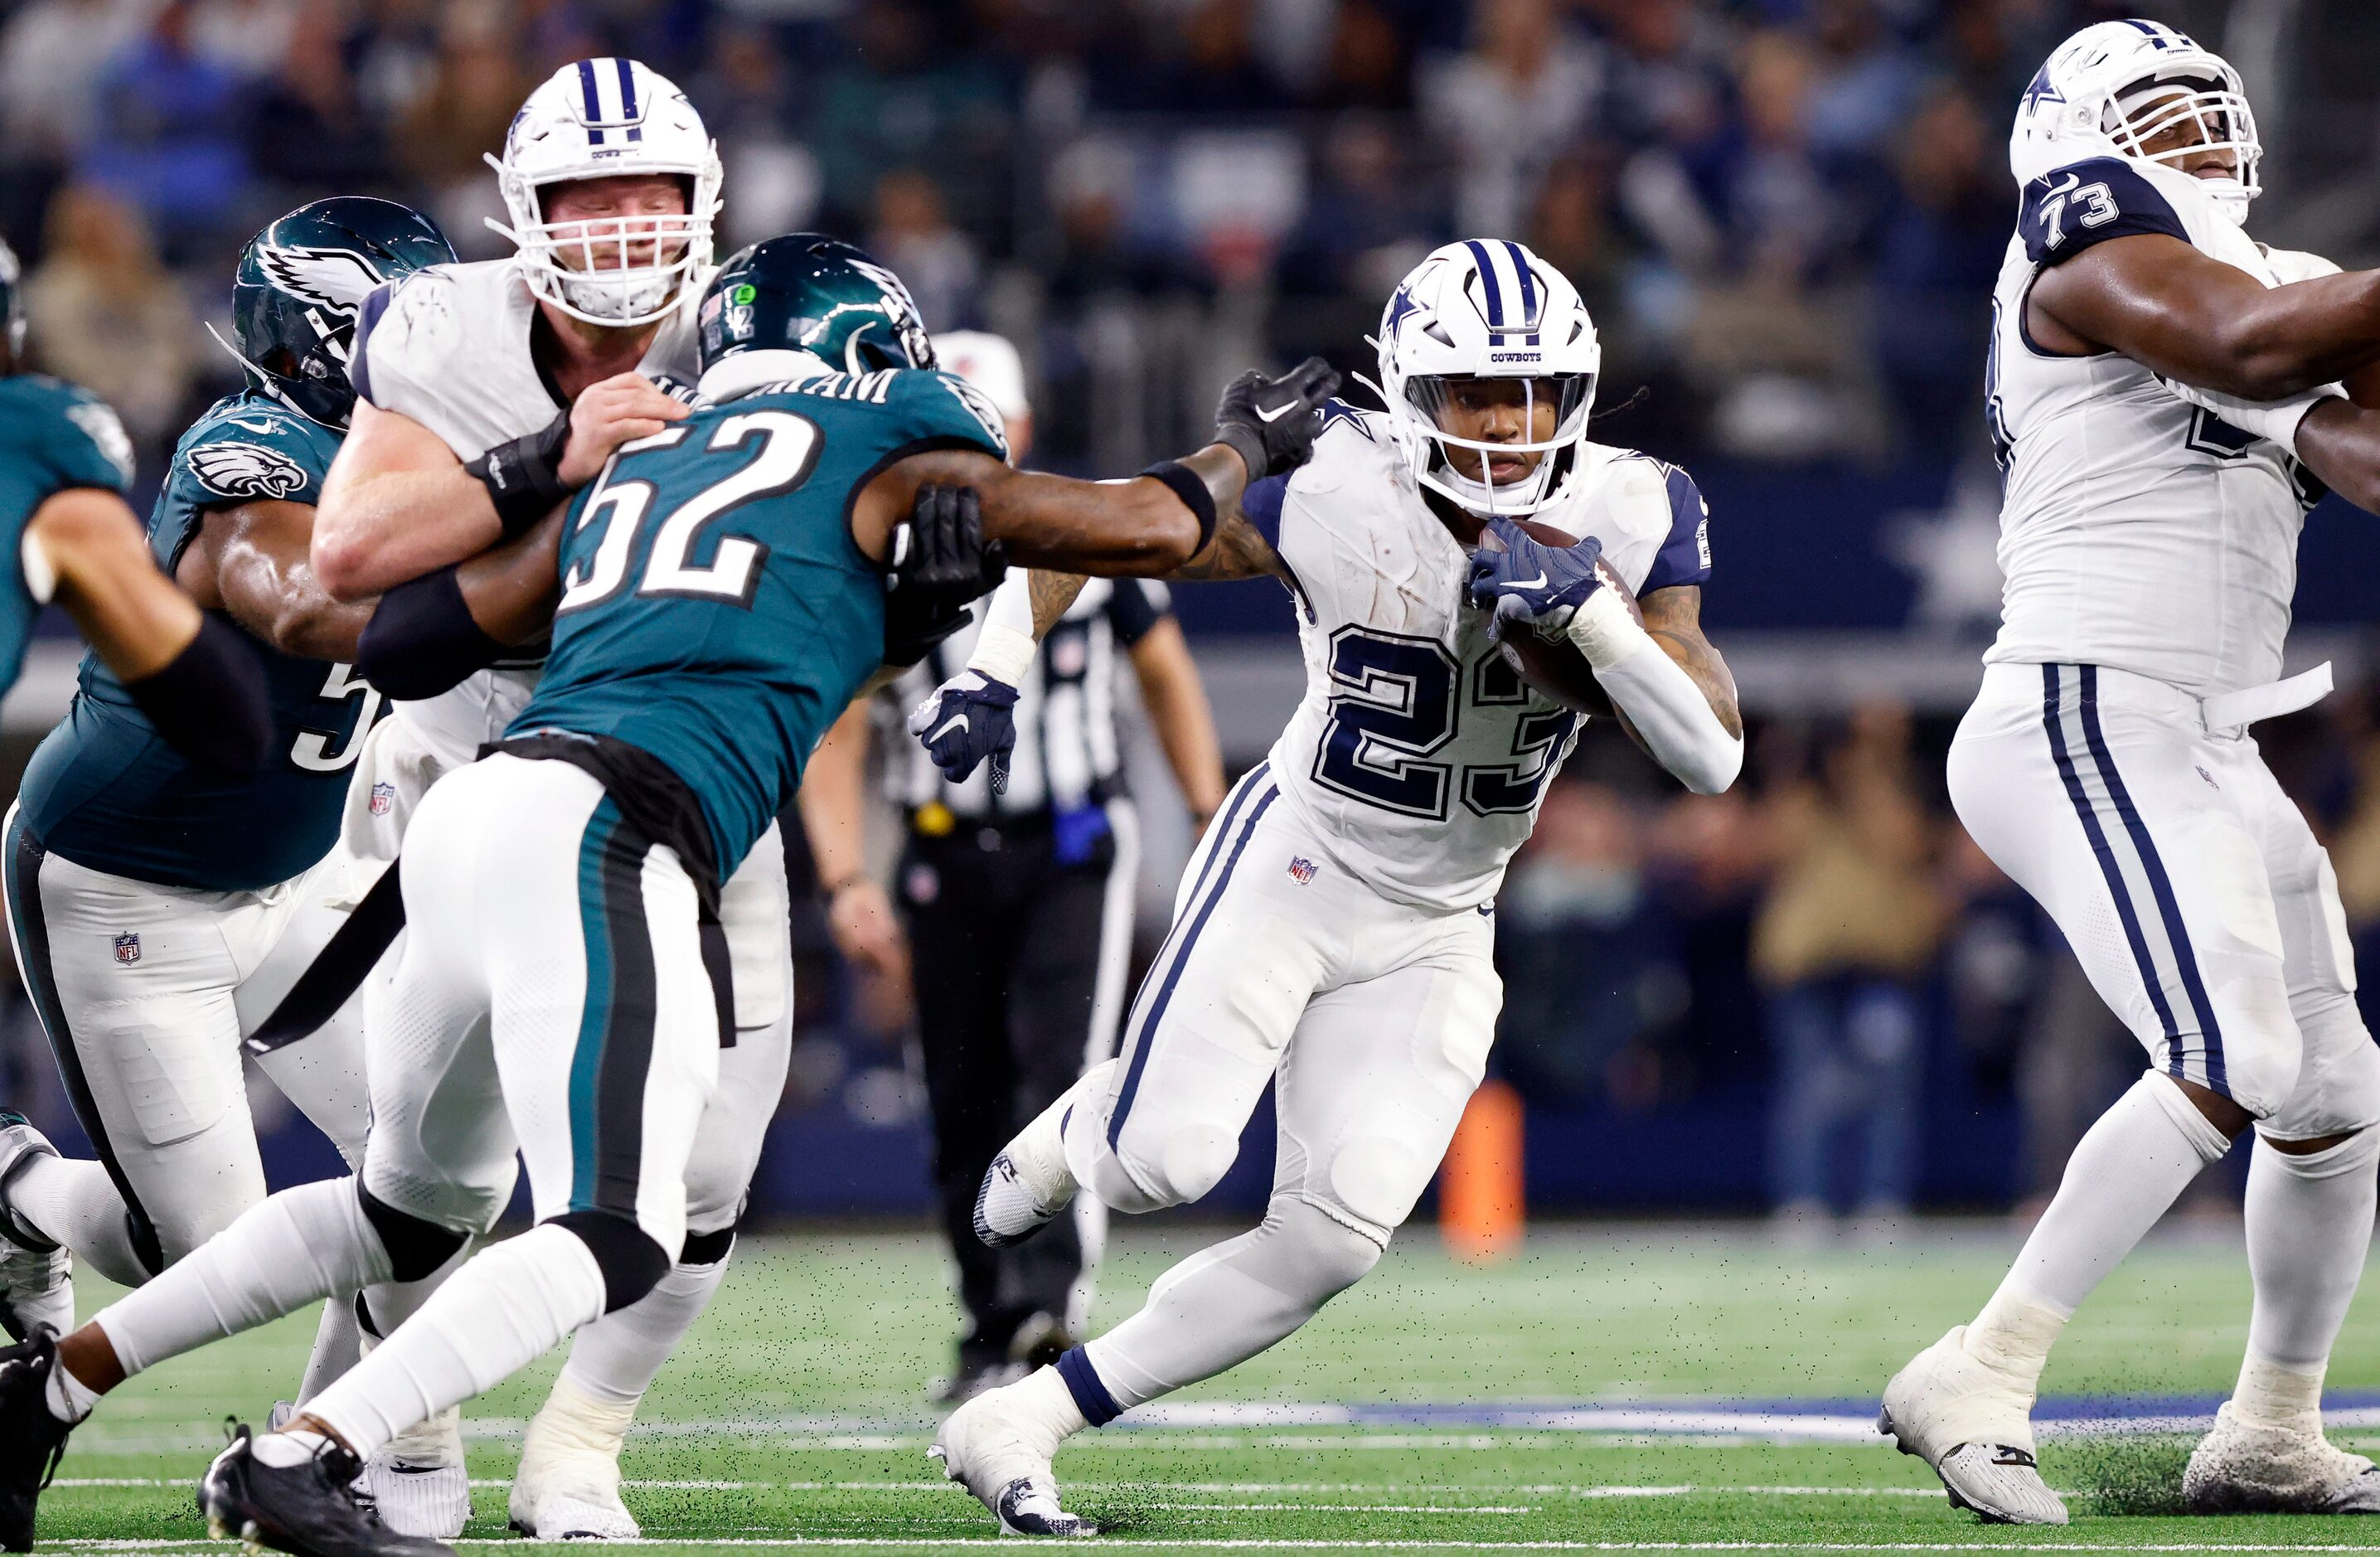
left=2031, top=235, right=2380, bottom=399
left=31, top=488, right=272, bottom=772
left=189, top=499, right=376, bottom=661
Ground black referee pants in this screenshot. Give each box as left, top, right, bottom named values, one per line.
left=899, top=804, right=1135, bottom=1364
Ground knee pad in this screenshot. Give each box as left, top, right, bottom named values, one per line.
left=1261, top=1195, right=1386, bottom=1303
left=356, top=1182, right=469, bottom=1282
left=1105, top=1122, right=1238, bottom=1212
left=2266, top=994, right=2380, bottom=1139
left=550, top=1210, right=671, bottom=1312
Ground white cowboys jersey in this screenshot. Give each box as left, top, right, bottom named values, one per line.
left=1256, top=404, right=1713, bottom=911
left=1985, top=155, right=2338, bottom=697
left=347, top=255, right=706, bottom=767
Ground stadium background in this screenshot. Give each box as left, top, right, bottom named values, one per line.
left=1, top=0, right=2377, bottom=1229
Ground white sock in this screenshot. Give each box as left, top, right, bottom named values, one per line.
left=44, top=1356, right=98, bottom=1424
left=2233, top=1350, right=2327, bottom=1435
left=93, top=1177, right=392, bottom=1377
left=2003, top=1072, right=2232, bottom=1317
left=4, top=1156, right=148, bottom=1287
left=306, top=1224, right=605, bottom=1460
left=1078, top=1196, right=1381, bottom=1414
left=298, top=1295, right=364, bottom=1404
left=250, top=1428, right=332, bottom=1467
left=2243, top=1128, right=2379, bottom=1372
left=1961, top=1283, right=2071, bottom=1389
left=555, top=1253, right=730, bottom=1405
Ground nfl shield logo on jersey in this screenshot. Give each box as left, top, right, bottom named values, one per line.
left=1287, top=856, right=1319, bottom=885
left=112, top=932, right=140, bottom=966
left=369, top=781, right=395, bottom=817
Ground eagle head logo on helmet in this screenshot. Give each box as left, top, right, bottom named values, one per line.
left=2011, top=20, right=2261, bottom=222
left=487, top=57, right=725, bottom=328
left=1367, top=240, right=1601, bottom=518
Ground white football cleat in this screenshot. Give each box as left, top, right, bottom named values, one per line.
left=975, top=1064, right=1110, bottom=1249
left=1880, top=1327, right=2068, bottom=1525
left=0, top=1114, right=71, bottom=1341
left=2184, top=1401, right=2380, bottom=1514
left=509, top=1376, right=638, bottom=1540
left=361, top=1406, right=472, bottom=1539
left=932, top=1376, right=1094, bottom=1535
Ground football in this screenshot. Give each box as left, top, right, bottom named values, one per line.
left=1492, top=523, right=1641, bottom=718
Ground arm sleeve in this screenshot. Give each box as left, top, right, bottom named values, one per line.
left=1105, top=578, right=1170, bottom=647
left=355, top=564, right=507, bottom=700
left=2021, top=158, right=2189, bottom=266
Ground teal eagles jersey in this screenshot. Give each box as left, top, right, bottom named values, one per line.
left=0, top=375, right=133, bottom=691
left=514, top=366, right=1006, bottom=878
left=19, top=391, right=383, bottom=891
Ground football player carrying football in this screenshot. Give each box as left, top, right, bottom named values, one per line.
left=920, top=239, right=1742, bottom=1535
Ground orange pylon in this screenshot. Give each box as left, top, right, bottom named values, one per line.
left=1440, top=1079, right=1524, bottom=1264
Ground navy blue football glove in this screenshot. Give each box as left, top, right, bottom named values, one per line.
left=906, top=670, right=1021, bottom=792
left=1464, top=518, right=1604, bottom=640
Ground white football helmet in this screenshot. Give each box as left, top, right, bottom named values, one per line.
left=2011, top=20, right=2260, bottom=221
left=1366, top=240, right=1600, bottom=516
left=486, top=57, right=723, bottom=327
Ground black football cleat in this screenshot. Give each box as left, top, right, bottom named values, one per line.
left=200, top=1424, right=453, bottom=1557
left=0, top=1326, right=73, bottom=1553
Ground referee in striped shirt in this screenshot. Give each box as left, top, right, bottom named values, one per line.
left=802, top=333, right=1224, bottom=1400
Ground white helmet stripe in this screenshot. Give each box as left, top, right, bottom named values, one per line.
left=574, top=56, right=646, bottom=143
left=1503, top=240, right=1540, bottom=345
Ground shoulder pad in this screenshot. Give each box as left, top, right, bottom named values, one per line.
left=2020, top=158, right=2187, bottom=266
left=924, top=369, right=1011, bottom=461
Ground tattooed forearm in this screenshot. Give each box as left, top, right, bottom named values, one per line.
left=1166, top=508, right=1287, bottom=584
left=1028, top=569, right=1089, bottom=637
left=1639, top=586, right=1743, bottom=740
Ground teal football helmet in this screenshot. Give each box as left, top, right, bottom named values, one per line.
left=232, top=197, right=455, bottom=427
left=0, top=236, right=24, bottom=373
left=698, top=235, right=937, bottom=377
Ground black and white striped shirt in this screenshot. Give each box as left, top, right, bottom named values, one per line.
left=884, top=578, right=1170, bottom=819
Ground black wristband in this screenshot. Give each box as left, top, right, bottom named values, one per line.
left=1213, top=426, right=1268, bottom=486
left=125, top=614, right=272, bottom=774
left=356, top=564, right=507, bottom=701
left=464, top=410, right=573, bottom=540
left=1140, top=459, right=1219, bottom=556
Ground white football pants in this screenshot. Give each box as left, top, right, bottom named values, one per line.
left=356, top=754, right=719, bottom=1251
left=328, top=713, right=790, bottom=1238
left=1951, top=662, right=2380, bottom=1136
left=1, top=803, right=368, bottom=1273
left=1065, top=759, right=1504, bottom=1245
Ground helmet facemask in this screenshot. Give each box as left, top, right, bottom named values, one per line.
left=492, top=170, right=719, bottom=327
left=2106, top=72, right=2261, bottom=215
left=1398, top=371, right=1597, bottom=516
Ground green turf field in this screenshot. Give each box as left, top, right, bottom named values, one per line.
left=35, top=1221, right=2380, bottom=1551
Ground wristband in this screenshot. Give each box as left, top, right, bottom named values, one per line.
left=1213, top=427, right=1268, bottom=487
left=966, top=621, right=1039, bottom=686
left=464, top=410, right=573, bottom=539
left=1139, top=459, right=1219, bottom=557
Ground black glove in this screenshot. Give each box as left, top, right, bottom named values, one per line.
left=1214, top=357, right=1341, bottom=480
left=884, top=482, right=1006, bottom=667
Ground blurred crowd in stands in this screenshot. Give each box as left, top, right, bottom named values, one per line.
left=0, top=0, right=2276, bottom=475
